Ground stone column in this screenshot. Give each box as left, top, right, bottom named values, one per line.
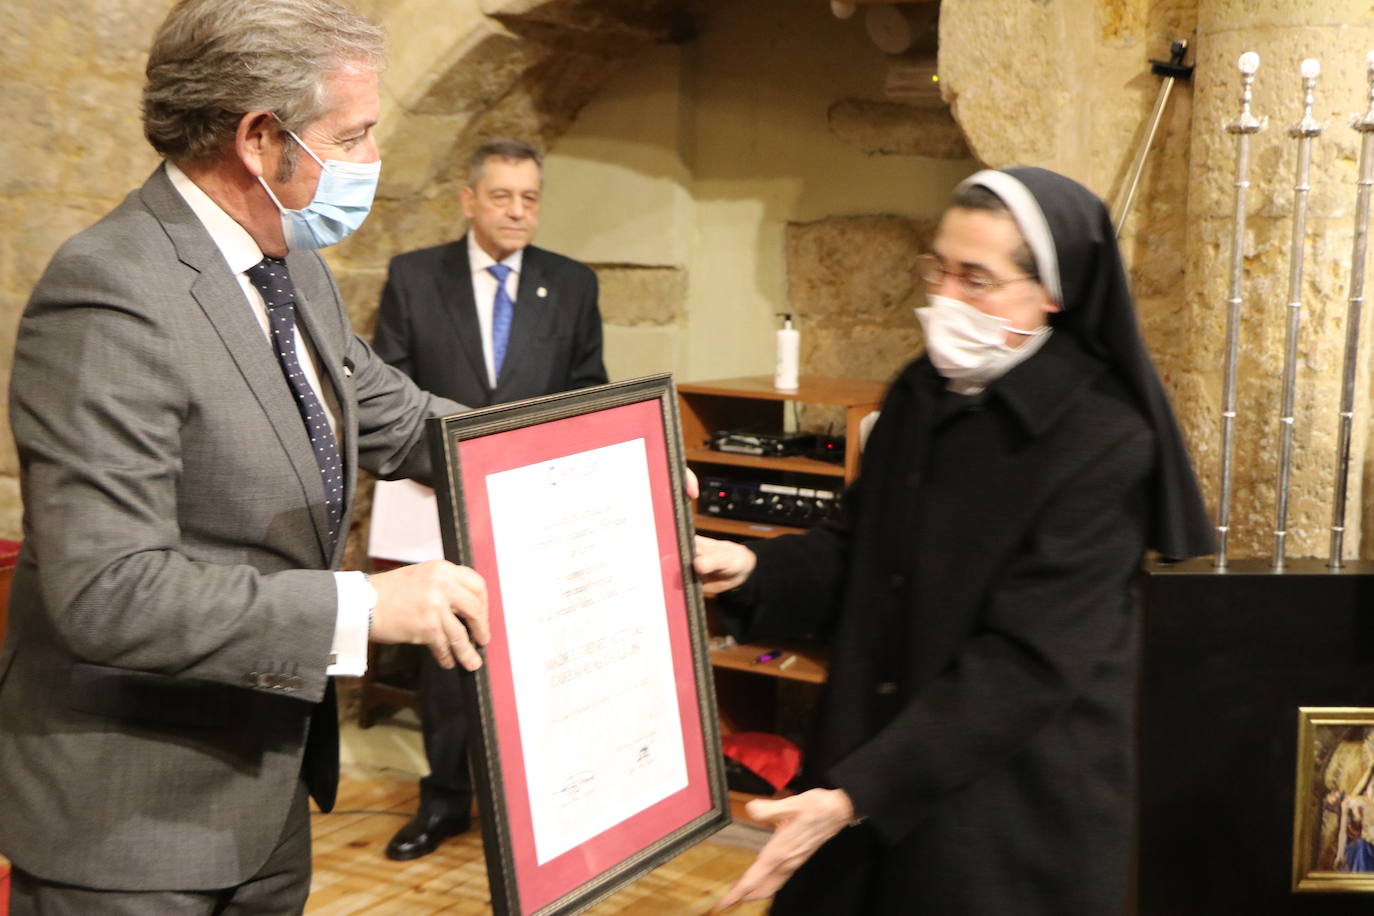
left=1180, top=1, right=1374, bottom=560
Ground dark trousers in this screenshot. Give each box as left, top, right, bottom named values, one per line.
left=9, top=778, right=313, bottom=915
left=418, top=649, right=473, bottom=817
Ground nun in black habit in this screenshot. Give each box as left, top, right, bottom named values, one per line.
left=698, top=167, right=1214, bottom=914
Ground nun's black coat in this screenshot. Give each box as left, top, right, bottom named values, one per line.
left=721, top=330, right=1154, bottom=914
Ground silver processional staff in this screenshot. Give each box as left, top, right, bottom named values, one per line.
left=1215, top=51, right=1265, bottom=570
left=1327, top=51, right=1374, bottom=567
left=1273, top=58, right=1323, bottom=571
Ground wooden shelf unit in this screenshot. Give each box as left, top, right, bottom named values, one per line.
left=694, top=516, right=806, bottom=539
left=683, top=446, right=846, bottom=479
left=677, top=375, right=884, bottom=484
left=709, top=641, right=830, bottom=685
left=678, top=375, right=885, bottom=810
left=680, top=375, right=884, bottom=689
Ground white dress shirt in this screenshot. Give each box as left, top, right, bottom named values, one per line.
left=167, top=162, right=373, bottom=676
left=466, top=233, right=524, bottom=389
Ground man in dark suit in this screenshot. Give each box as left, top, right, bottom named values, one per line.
left=372, top=137, right=607, bottom=860
left=0, top=1, right=488, bottom=911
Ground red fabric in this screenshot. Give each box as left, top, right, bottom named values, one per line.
left=1, top=859, right=10, bottom=916
left=722, top=732, right=802, bottom=792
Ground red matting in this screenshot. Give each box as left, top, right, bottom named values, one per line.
left=457, top=399, right=711, bottom=914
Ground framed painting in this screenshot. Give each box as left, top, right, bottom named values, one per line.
left=1293, top=707, right=1374, bottom=892
left=427, top=374, right=730, bottom=915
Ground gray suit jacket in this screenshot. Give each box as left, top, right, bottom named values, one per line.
left=0, top=165, right=459, bottom=889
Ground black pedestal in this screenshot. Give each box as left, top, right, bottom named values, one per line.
left=1141, top=558, right=1374, bottom=914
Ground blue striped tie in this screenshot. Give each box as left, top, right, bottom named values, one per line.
left=487, top=262, right=514, bottom=379
left=246, top=256, right=345, bottom=549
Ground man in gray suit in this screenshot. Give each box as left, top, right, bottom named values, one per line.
left=0, top=0, right=488, bottom=911
left=371, top=138, right=607, bottom=861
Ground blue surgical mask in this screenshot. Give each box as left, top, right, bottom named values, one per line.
left=258, top=126, right=380, bottom=251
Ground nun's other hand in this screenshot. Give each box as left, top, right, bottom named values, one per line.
left=714, top=789, right=855, bottom=910
left=693, top=536, right=756, bottom=595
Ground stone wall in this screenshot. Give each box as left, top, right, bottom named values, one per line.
left=1177, top=0, right=1374, bottom=560
left=0, top=1, right=174, bottom=538
left=330, top=0, right=707, bottom=338
left=939, top=0, right=1374, bottom=559
left=785, top=215, right=935, bottom=382
left=702, top=0, right=980, bottom=385
left=0, top=0, right=696, bottom=549
left=8, top=0, right=1374, bottom=560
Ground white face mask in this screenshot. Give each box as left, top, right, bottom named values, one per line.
left=914, top=295, right=1046, bottom=383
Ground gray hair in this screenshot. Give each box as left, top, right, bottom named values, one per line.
left=466, top=138, right=543, bottom=186
left=142, top=0, right=385, bottom=165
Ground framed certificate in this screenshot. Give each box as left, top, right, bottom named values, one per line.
left=427, top=374, right=730, bottom=916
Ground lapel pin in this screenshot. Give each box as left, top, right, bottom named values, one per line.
left=537, top=286, right=547, bottom=298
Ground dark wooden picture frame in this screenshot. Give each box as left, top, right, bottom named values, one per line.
left=427, top=374, right=729, bottom=916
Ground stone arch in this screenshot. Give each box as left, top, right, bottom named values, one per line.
left=334, top=0, right=981, bottom=390
left=329, top=0, right=707, bottom=334
left=331, top=0, right=713, bottom=563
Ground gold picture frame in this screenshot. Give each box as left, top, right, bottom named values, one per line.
left=1293, top=707, right=1374, bottom=892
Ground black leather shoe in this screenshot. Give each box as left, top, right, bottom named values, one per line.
left=385, top=808, right=471, bottom=861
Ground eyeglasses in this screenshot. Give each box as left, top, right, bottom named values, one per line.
left=915, top=254, right=1035, bottom=301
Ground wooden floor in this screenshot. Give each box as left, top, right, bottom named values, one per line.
left=307, top=765, right=772, bottom=914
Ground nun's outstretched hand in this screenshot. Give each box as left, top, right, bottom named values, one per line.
left=714, top=788, right=855, bottom=910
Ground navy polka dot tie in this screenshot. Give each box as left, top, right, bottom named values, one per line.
left=246, top=256, right=344, bottom=549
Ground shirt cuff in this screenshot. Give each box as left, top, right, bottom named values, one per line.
left=327, top=570, right=377, bottom=677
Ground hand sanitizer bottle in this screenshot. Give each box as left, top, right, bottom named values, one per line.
left=774, top=313, right=799, bottom=392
